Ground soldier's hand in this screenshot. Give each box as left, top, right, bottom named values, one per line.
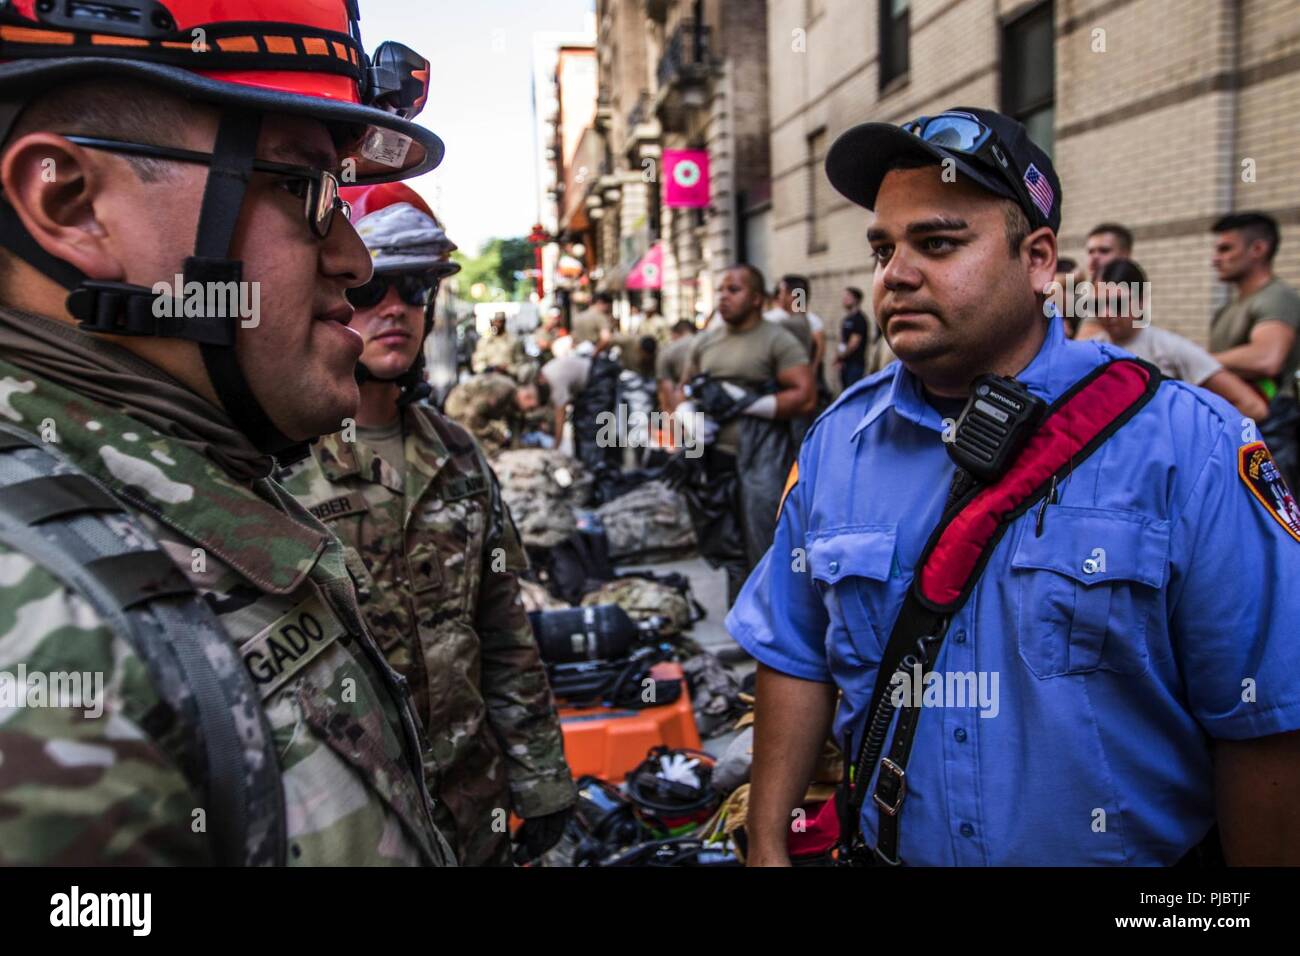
left=512, top=806, right=574, bottom=864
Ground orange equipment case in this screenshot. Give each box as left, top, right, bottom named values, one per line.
left=558, top=662, right=701, bottom=783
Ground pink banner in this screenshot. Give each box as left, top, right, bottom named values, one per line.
left=625, top=242, right=664, bottom=290
left=663, top=149, right=710, bottom=208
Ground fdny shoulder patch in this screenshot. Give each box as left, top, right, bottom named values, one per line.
left=1238, top=441, right=1300, bottom=543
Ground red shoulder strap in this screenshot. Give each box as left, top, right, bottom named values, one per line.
left=917, top=357, right=1160, bottom=611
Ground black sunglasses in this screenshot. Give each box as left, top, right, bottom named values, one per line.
left=64, top=135, right=351, bottom=239
left=346, top=273, right=441, bottom=309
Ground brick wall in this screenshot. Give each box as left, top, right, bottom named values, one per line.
left=765, top=0, right=1300, bottom=350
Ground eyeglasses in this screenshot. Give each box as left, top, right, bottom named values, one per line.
left=63, top=135, right=351, bottom=239
left=901, top=113, right=1047, bottom=229
left=346, top=272, right=441, bottom=309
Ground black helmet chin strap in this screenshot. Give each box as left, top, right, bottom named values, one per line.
left=187, top=112, right=309, bottom=464
left=353, top=295, right=433, bottom=408
left=0, top=108, right=310, bottom=466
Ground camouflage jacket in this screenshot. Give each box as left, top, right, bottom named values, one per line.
left=442, top=373, right=521, bottom=457
left=0, top=359, right=454, bottom=866
left=471, top=332, right=525, bottom=377
left=277, top=404, right=575, bottom=865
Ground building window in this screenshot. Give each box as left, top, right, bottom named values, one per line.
left=1002, top=1, right=1055, bottom=156
left=879, top=0, right=910, bottom=90
left=807, top=128, right=830, bottom=253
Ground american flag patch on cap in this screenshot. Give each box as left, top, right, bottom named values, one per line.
left=1023, top=163, right=1054, bottom=220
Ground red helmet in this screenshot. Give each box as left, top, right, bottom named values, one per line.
left=342, top=182, right=460, bottom=278
left=0, top=0, right=441, bottom=181
left=342, top=182, right=436, bottom=221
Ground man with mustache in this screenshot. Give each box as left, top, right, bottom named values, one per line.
left=730, top=108, right=1300, bottom=866
left=277, top=183, right=575, bottom=866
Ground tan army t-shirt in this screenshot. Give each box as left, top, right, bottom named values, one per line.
left=571, top=308, right=608, bottom=346
left=763, top=307, right=813, bottom=359
left=356, top=420, right=406, bottom=484
left=685, top=319, right=807, bottom=454
left=656, top=334, right=694, bottom=384
left=540, top=353, right=592, bottom=407
left=1209, top=278, right=1300, bottom=399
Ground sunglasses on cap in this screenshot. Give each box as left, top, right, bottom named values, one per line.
left=64, top=135, right=351, bottom=239
left=901, top=113, right=1049, bottom=229
left=346, top=273, right=441, bottom=309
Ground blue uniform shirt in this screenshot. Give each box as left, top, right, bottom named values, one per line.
left=728, top=316, right=1300, bottom=865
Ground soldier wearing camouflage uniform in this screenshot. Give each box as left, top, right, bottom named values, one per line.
left=0, top=0, right=454, bottom=865
left=472, top=314, right=526, bottom=377
left=443, top=371, right=545, bottom=457
left=278, top=183, right=576, bottom=866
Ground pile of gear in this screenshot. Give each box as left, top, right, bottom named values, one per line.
left=490, top=442, right=789, bottom=867
left=547, top=714, right=847, bottom=867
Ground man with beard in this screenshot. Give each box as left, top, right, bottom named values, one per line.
left=732, top=108, right=1300, bottom=866
left=278, top=183, right=575, bottom=866
left=678, top=264, right=814, bottom=606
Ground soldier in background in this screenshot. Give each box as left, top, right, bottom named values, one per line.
left=657, top=319, right=698, bottom=413
left=679, top=265, right=815, bottom=605
left=531, top=306, right=568, bottom=364
left=473, top=312, right=527, bottom=376
left=640, top=300, right=674, bottom=349
left=0, top=0, right=452, bottom=865
left=572, top=291, right=615, bottom=350
left=444, top=371, right=550, bottom=457
left=278, top=183, right=575, bottom=866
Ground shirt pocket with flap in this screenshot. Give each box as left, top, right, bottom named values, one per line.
left=1011, top=507, right=1169, bottom=679
left=807, top=525, right=903, bottom=664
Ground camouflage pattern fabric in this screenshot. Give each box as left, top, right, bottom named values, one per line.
left=518, top=578, right=571, bottom=614
left=443, top=372, right=521, bottom=457
left=504, top=489, right=577, bottom=549
left=277, top=404, right=575, bottom=866
left=494, top=448, right=592, bottom=549
left=0, top=359, right=453, bottom=866
left=471, top=332, right=526, bottom=377
left=595, top=480, right=697, bottom=563
left=682, top=650, right=746, bottom=739
left=579, top=578, right=691, bottom=637
left=493, top=448, right=593, bottom=505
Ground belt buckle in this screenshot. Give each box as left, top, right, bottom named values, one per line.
left=872, top=757, right=907, bottom=817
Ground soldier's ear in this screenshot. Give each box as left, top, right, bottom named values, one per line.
left=0, top=133, right=125, bottom=285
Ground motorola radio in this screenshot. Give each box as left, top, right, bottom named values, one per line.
left=947, top=374, right=1047, bottom=483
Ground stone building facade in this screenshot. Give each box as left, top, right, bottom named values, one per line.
left=579, top=0, right=773, bottom=323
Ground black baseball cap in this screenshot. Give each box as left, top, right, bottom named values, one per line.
left=824, top=106, right=1062, bottom=233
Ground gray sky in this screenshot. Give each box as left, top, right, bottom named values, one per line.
left=361, top=0, right=594, bottom=255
